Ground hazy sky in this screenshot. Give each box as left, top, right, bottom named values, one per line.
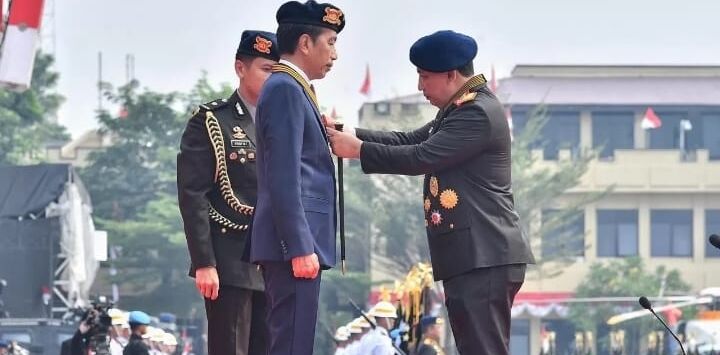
left=47, top=0, right=720, bottom=138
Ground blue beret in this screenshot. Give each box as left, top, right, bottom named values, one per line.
left=158, top=312, right=176, bottom=323
left=236, top=30, right=280, bottom=61
left=128, top=311, right=151, bottom=325
left=0, top=340, right=8, bottom=348
left=420, top=316, right=443, bottom=329
left=277, top=0, right=345, bottom=34
left=410, top=30, right=477, bottom=72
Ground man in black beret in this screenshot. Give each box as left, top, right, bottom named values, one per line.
left=177, top=30, right=280, bottom=355
left=248, top=1, right=344, bottom=354
left=327, top=30, right=535, bottom=355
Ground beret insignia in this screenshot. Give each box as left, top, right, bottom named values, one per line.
left=323, top=7, right=343, bottom=25
left=254, top=36, right=272, bottom=55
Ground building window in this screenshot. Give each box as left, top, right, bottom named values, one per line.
left=648, top=111, right=701, bottom=151
left=541, top=209, right=585, bottom=258
left=592, top=112, right=634, bottom=159
left=651, top=210, right=693, bottom=257
left=701, top=113, right=720, bottom=160
left=542, top=111, right=580, bottom=160
left=707, top=210, right=720, bottom=258
left=510, top=110, right=580, bottom=161
left=597, top=210, right=638, bottom=257
left=374, top=102, right=391, bottom=116
left=400, top=103, right=419, bottom=116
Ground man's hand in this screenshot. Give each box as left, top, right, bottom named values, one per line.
left=327, top=127, right=362, bottom=159
left=195, top=266, right=220, bottom=300
left=291, top=253, right=320, bottom=279
left=321, top=114, right=336, bottom=130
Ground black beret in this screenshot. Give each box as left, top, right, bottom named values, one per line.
left=277, top=0, right=345, bottom=34
left=236, top=30, right=280, bottom=61
left=409, top=30, right=478, bottom=72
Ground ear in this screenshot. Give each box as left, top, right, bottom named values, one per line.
left=298, top=33, right=312, bottom=55
left=447, top=70, right=458, bottom=82
left=235, top=60, right=246, bottom=80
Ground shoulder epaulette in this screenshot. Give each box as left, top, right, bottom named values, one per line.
left=191, top=98, right=228, bottom=118
left=453, top=91, right=477, bottom=107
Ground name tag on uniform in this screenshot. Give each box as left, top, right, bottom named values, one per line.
left=231, top=139, right=251, bottom=148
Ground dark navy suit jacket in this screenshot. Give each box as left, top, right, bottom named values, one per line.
left=249, top=71, right=337, bottom=268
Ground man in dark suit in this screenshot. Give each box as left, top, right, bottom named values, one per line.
left=249, top=1, right=345, bottom=354
left=177, top=30, right=280, bottom=355
left=327, top=30, right=535, bottom=355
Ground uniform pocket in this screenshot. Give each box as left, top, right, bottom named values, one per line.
left=301, top=196, right=330, bottom=214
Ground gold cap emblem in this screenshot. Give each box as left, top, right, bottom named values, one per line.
left=253, top=36, right=272, bottom=54
left=322, top=7, right=343, bottom=26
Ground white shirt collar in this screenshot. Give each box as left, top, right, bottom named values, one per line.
left=236, top=89, right=256, bottom=122
left=280, top=59, right=311, bottom=83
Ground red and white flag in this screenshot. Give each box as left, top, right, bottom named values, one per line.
left=641, top=107, right=662, bottom=130
left=1, top=0, right=5, bottom=33
left=0, top=0, right=45, bottom=91
left=359, top=63, right=371, bottom=97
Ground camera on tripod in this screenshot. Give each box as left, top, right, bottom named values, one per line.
left=77, top=296, right=114, bottom=355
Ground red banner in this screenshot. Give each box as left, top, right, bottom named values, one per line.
left=8, top=0, right=44, bottom=29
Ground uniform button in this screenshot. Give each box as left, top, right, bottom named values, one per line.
left=221, top=228, right=227, bottom=234
left=450, top=224, right=454, bottom=229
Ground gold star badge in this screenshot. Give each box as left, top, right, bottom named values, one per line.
left=439, top=189, right=458, bottom=210
left=424, top=198, right=431, bottom=212
left=429, top=176, right=439, bottom=197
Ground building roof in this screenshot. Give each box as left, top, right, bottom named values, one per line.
left=365, top=92, right=426, bottom=105
left=498, top=65, right=720, bottom=106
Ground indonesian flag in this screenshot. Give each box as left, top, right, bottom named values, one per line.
left=0, top=0, right=45, bottom=91
left=641, top=107, right=662, bottom=130
left=1, top=0, right=5, bottom=33
left=359, top=63, right=371, bottom=96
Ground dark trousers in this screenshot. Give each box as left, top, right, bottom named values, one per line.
left=204, top=285, right=267, bottom=355
left=261, top=261, right=322, bottom=355
left=443, top=264, right=526, bottom=355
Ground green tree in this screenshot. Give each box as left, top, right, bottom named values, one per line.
left=0, top=52, right=68, bottom=164
left=358, top=110, right=430, bottom=274
left=568, top=258, right=690, bottom=354
left=512, top=106, right=610, bottom=277
left=183, top=72, right=233, bottom=111
left=81, top=79, right=202, bottom=315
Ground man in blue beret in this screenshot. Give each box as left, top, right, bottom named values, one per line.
left=123, top=311, right=151, bottom=355
left=249, top=0, right=344, bottom=354
left=327, top=30, right=535, bottom=355
left=178, top=29, right=280, bottom=355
